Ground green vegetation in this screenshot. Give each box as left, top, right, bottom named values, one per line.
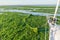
left=0, top=6, right=57, bottom=13
left=0, top=6, right=60, bottom=40
left=0, top=12, right=49, bottom=40
left=0, top=6, right=60, bottom=14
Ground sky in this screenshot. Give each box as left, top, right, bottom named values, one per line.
left=0, top=0, right=57, bottom=5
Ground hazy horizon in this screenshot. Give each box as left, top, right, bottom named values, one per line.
left=0, top=0, right=57, bottom=5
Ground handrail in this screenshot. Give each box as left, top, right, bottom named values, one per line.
left=54, top=0, right=60, bottom=18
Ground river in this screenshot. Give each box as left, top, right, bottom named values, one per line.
left=0, top=9, right=60, bottom=16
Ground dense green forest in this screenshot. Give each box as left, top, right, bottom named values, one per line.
left=0, top=12, right=49, bottom=40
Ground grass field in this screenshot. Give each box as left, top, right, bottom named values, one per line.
left=0, top=6, right=56, bottom=13
left=0, top=6, right=60, bottom=40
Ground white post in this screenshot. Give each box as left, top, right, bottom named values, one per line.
left=45, top=25, right=46, bottom=40
left=54, top=0, right=60, bottom=18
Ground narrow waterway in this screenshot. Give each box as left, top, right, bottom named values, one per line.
left=0, top=9, right=60, bottom=16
